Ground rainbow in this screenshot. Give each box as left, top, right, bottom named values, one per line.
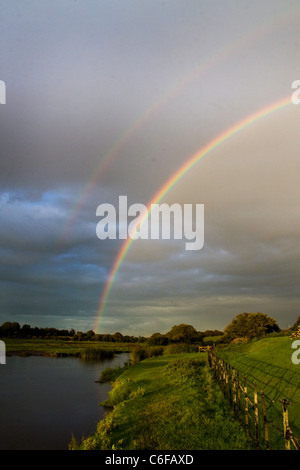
left=93, top=95, right=293, bottom=333
left=56, top=5, right=299, bottom=248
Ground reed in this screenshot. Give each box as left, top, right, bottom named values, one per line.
left=80, top=348, right=115, bottom=361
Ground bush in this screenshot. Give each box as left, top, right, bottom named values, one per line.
left=130, top=345, right=164, bottom=364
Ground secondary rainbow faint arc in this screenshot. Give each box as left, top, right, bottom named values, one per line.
left=57, top=5, right=300, bottom=248
left=93, top=95, right=292, bottom=333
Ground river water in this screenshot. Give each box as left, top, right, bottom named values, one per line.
left=0, top=352, right=130, bottom=450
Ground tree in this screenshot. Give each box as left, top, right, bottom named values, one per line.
left=166, top=324, right=200, bottom=343
left=203, top=329, right=223, bottom=337
left=0, top=322, right=21, bottom=337
left=112, top=332, right=123, bottom=343
left=74, top=331, right=85, bottom=341
left=86, top=330, right=95, bottom=340
left=224, top=312, right=279, bottom=341
left=147, top=332, right=168, bottom=346
left=291, top=316, right=300, bottom=331
left=290, top=316, right=300, bottom=338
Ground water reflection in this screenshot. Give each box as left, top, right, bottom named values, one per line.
left=0, top=352, right=130, bottom=450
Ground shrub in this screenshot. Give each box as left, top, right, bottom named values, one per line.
left=130, top=345, right=164, bottom=364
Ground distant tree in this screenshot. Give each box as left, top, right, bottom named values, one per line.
left=86, top=330, right=95, bottom=340
left=74, top=331, right=85, bottom=341
left=0, top=322, right=21, bottom=337
left=103, top=334, right=114, bottom=342
left=20, top=324, right=31, bottom=337
left=137, top=336, right=146, bottom=343
left=203, top=329, right=223, bottom=337
left=291, top=316, right=300, bottom=331
left=166, top=324, right=200, bottom=343
left=147, top=332, right=168, bottom=346
left=58, top=329, right=71, bottom=337
left=224, top=312, right=279, bottom=341
left=122, top=335, right=134, bottom=343
left=112, top=332, right=123, bottom=343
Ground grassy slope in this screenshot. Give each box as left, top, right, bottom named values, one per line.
left=73, top=352, right=251, bottom=450
left=217, top=336, right=300, bottom=447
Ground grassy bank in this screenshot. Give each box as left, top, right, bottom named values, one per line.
left=70, top=352, right=252, bottom=450
left=217, top=336, right=300, bottom=448
left=4, top=338, right=133, bottom=357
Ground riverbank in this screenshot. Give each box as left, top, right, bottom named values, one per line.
left=70, top=352, right=252, bottom=450
left=4, top=338, right=134, bottom=358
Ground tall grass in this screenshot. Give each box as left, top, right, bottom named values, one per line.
left=98, top=363, right=131, bottom=383
left=80, top=348, right=115, bottom=361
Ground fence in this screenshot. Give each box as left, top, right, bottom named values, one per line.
left=198, top=345, right=211, bottom=353
left=207, top=347, right=300, bottom=450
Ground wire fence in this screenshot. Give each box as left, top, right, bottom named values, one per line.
left=207, top=347, right=300, bottom=450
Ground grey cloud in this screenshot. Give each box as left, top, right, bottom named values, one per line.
left=0, top=0, right=299, bottom=334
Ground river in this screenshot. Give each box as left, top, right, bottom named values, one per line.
left=0, top=352, right=130, bottom=450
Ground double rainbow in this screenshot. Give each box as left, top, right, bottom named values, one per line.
left=93, top=95, right=292, bottom=333
left=57, top=4, right=299, bottom=247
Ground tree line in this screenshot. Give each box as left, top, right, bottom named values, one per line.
left=0, top=313, right=299, bottom=344
left=0, top=320, right=221, bottom=343
left=0, top=322, right=143, bottom=342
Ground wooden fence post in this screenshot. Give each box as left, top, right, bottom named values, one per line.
left=237, top=371, right=241, bottom=425
left=222, top=359, right=226, bottom=395
left=261, top=391, right=270, bottom=450
left=281, top=399, right=291, bottom=450
left=232, top=367, right=236, bottom=413
left=207, top=350, right=300, bottom=450
left=218, top=358, right=222, bottom=387
left=244, top=376, right=249, bottom=439
left=228, top=364, right=232, bottom=405
left=254, top=383, right=259, bottom=449
left=225, top=362, right=229, bottom=399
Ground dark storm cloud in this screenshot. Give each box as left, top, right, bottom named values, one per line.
left=0, top=0, right=300, bottom=333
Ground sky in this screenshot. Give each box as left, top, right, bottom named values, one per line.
left=0, top=0, right=299, bottom=336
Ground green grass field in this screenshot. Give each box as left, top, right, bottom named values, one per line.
left=217, top=336, right=300, bottom=449
left=5, top=335, right=300, bottom=450
left=71, top=352, right=252, bottom=450
left=4, top=338, right=133, bottom=356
